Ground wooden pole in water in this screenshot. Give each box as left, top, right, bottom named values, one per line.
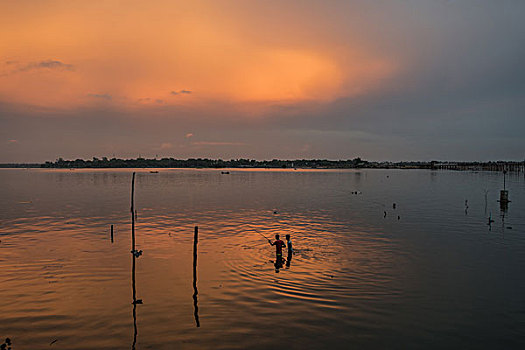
left=500, top=170, right=510, bottom=205
left=192, top=226, right=200, bottom=327
left=194, top=226, right=199, bottom=247
left=111, top=224, right=114, bottom=243
left=130, top=172, right=138, bottom=348
left=131, top=172, right=136, bottom=252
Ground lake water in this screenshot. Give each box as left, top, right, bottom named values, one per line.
left=1, top=168, right=524, bottom=349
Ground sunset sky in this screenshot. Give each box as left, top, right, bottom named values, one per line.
left=1, top=0, right=524, bottom=162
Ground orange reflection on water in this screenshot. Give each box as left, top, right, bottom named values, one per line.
left=0, top=204, right=398, bottom=348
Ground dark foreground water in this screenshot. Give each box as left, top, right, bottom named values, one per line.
left=0, top=168, right=524, bottom=349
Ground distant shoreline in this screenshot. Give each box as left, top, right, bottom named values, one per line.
left=0, top=158, right=524, bottom=172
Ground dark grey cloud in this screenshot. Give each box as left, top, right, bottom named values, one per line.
left=171, top=89, right=192, bottom=95
left=87, top=93, right=112, bottom=100
left=19, top=60, right=74, bottom=72
left=1, top=59, right=74, bottom=77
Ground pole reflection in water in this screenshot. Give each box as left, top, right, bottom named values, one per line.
left=131, top=254, right=139, bottom=350
left=130, top=172, right=141, bottom=349
left=193, top=226, right=200, bottom=328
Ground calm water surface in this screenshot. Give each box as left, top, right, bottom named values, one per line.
left=1, top=168, right=524, bottom=349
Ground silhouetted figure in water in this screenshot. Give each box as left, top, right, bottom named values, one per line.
left=383, top=211, right=387, bottom=218
left=285, top=234, right=294, bottom=268
left=393, top=203, right=396, bottom=209
left=285, top=234, right=293, bottom=256
left=269, top=234, right=285, bottom=272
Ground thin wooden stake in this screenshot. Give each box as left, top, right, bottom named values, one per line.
left=130, top=172, right=139, bottom=348
left=131, top=172, right=136, bottom=251
left=192, top=226, right=200, bottom=327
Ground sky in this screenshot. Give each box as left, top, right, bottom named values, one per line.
left=1, top=0, right=524, bottom=162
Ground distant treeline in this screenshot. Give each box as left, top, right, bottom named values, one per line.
left=40, top=157, right=369, bottom=169
left=1, top=158, right=523, bottom=171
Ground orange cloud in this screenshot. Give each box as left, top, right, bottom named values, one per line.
left=0, top=0, right=396, bottom=111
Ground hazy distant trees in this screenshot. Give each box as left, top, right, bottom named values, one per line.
left=40, top=157, right=370, bottom=169
left=2, top=157, right=518, bottom=171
